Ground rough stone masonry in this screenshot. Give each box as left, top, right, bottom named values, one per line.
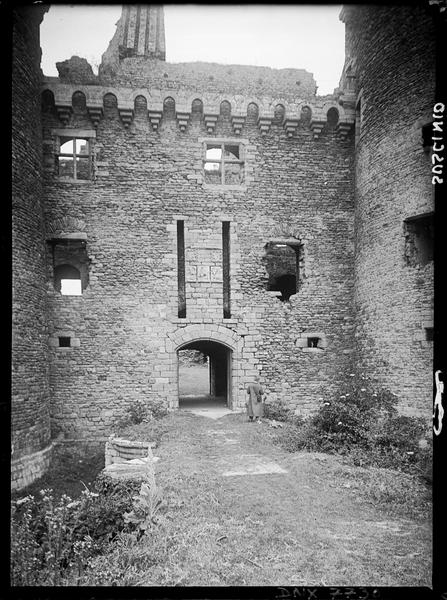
left=11, top=4, right=438, bottom=489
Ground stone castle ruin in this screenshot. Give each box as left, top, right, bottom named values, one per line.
left=12, top=4, right=438, bottom=489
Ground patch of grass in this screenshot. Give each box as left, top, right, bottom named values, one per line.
left=12, top=410, right=431, bottom=586
left=330, top=461, right=432, bottom=520
left=115, top=413, right=173, bottom=446
left=179, top=364, right=209, bottom=396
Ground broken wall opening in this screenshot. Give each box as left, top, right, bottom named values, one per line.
left=48, top=238, right=90, bottom=294
left=404, top=213, right=434, bottom=267
left=263, top=240, right=303, bottom=301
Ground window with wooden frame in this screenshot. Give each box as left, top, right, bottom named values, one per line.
left=203, top=142, right=244, bottom=185
left=56, top=135, right=93, bottom=180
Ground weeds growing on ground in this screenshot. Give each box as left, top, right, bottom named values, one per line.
left=10, top=468, right=165, bottom=585
left=124, top=464, right=164, bottom=537
left=114, top=398, right=169, bottom=431
left=11, top=489, right=105, bottom=585
left=271, top=372, right=431, bottom=476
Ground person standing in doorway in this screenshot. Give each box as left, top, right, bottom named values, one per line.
left=246, top=375, right=265, bottom=423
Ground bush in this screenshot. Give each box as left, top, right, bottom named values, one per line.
left=115, top=399, right=169, bottom=430
left=75, top=473, right=166, bottom=585
left=148, top=398, right=169, bottom=420
left=272, top=420, right=313, bottom=453
left=309, top=373, right=398, bottom=452
left=270, top=372, right=431, bottom=477
left=264, top=398, right=294, bottom=422
left=372, top=414, right=426, bottom=451
left=10, top=470, right=149, bottom=586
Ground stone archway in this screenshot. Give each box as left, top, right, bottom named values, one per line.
left=177, top=339, right=232, bottom=408
left=167, top=324, right=241, bottom=410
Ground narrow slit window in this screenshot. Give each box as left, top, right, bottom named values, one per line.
left=355, top=98, right=362, bottom=146
left=222, top=221, right=231, bottom=318
left=425, top=327, right=434, bottom=341
left=177, top=220, right=186, bottom=318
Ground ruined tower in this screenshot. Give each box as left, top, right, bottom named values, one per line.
left=100, top=5, right=165, bottom=77
left=115, top=5, right=165, bottom=60
left=338, top=4, right=437, bottom=415
left=12, top=5, right=52, bottom=489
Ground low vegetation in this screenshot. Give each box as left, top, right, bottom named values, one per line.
left=10, top=387, right=431, bottom=586
left=10, top=399, right=168, bottom=586
left=265, top=372, right=431, bottom=480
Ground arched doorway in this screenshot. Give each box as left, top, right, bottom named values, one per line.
left=177, top=340, right=232, bottom=409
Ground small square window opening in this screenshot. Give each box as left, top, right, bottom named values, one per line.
left=203, top=142, right=244, bottom=185
left=58, top=337, right=71, bottom=347
left=307, top=337, right=320, bottom=348
left=57, top=136, right=92, bottom=180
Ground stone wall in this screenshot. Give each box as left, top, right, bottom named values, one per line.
left=11, top=5, right=52, bottom=488
left=11, top=444, right=53, bottom=492
left=97, top=58, right=317, bottom=101
left=41, top=68, right=355, bottom=438
left=342, top=5, right=436, bottom=416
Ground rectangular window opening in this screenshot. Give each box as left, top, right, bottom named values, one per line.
left=58, top=336, right=71, bottom=347
left=425, top=327, right=434, bottom=342
left=49, top=238, right=89, bottom=294
left=177, top=220, right=186, bottom=318
left=203, top=142, right=244, bottom=185
left=222, top=221, right=231, bottom=318
left=264, top=241, right=301, bottom=302
left=404, top=213, right=434, bottom=266
left=60, top=279, right=82, bottom=296
left=57, top=136, right=92, bottom=180
left=307, top=337, right=320, bottom=348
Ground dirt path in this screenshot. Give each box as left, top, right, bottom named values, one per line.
left=148, top=411, right=431, bottom=586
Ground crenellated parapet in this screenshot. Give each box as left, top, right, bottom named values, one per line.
left=42, top=80, right=355, bottom=141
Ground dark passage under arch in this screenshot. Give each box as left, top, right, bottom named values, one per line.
left=177, top=340, right=232, bottom=408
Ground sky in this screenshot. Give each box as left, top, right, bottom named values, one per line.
left=40, top=4, right=345, bottom=96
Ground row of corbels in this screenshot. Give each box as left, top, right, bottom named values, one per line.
left=55, top=103, right=354, bottom=140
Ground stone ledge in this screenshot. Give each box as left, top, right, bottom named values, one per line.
left=105, top=435, right=157, bottom=467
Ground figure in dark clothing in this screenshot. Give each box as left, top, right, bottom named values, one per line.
left=246, top=375, right=265, bottom=422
